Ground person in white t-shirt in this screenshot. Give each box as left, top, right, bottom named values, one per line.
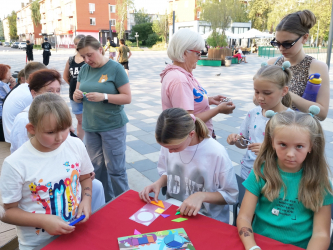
left=139, top=108, right=238, bottom=223
left=2, top=62, right=46, bottom=143
left=0, top=93, right=94, bottom=250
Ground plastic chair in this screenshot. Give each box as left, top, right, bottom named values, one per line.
left=329, top=205, right=333, bottom=250
left=232, top=174, right=246, bottom=226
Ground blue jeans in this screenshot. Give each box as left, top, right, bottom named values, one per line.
left=85, top=125, right=129, bottom=202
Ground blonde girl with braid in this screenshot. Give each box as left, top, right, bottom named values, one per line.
left=237, top=106, right=333, bottom=250
left=139, top=108, right=238, bottom=223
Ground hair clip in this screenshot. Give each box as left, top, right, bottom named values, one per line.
left=221, top=97, right=232, bottom=103
left=308, top=105, right=320, bottom=117
left=281, top=61, right=291, bottom=71
left=190, top=114, right=196, bottom=123
left=265, top=110, right=277, bottom=118
left=261, top=62, right=268, bottom=67
left=237, top=136, right=251, bottom=147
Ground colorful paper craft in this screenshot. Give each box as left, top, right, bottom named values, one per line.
left=134, top=229, right=141, bottom=235
left=172, top=218, right=188, bottom=222
left=129, top=201, right=172, bottom=226
left=118, top=228, right=195, bottom=250
left=175, top=211, right=181, bottom=215
left=155, top=208, right=165, bottom=214
left=161, top=214, right=170, bottom=218
left=150, top=200, right=165, bottom=208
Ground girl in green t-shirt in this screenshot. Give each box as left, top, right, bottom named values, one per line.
left=237, top=106, right=333, bottom=250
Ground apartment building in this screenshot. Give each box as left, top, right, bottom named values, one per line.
left=38, top=0, right=126, bottom=48
left=2, top=18, right=10, bottom=42
left=168, top=0, right=251, bottom=42
left=17, top=1, right=43, bottom=44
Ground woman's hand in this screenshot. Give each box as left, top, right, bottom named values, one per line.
left=227, top=133, right=241, bottom=145
left=90, top=172, right=95, bottom=180
left=76, top=196, right=92, bottom=224
left=85, top=92, right=104, bottom=102
left=217, top=101, right=236, bottom=114
left=42, top=215, right=75, bottom=235
left=178, top=192, right=205, bottom=216
left=209, top=95, right=227, bottom=105
left=73, top=89, right=84, bottom=102
left=9, top=77, right=17, bottom=88
left=139, top=182, right=161, bottom=203
left=248, top=143, right=262, bottom=155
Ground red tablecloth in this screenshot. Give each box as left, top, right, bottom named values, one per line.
left=42, top=190, right=302, bottom=250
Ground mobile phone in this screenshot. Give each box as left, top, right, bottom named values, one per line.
left=69, top=215, right=86, bottom=226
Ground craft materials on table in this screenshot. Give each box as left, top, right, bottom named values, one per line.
left=129, top=200, right=172, bottom=226
left=118, top=228, right=195, bottom=250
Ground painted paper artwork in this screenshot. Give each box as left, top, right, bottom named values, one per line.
left=118, top=228, right=195, bottom=250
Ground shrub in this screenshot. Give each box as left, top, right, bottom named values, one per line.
left=146, top=33, right=160, bottom=46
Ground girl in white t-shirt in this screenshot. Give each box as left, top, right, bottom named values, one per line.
left=0, top=93, right=94, bottom=250
left=139, top=108, right=238, bottom=223
left=227, top=61, right=293, bottom=179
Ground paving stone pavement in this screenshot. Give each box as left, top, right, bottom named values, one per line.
left=0, top=50, right=333, bottom=245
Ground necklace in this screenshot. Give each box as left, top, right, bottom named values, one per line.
left=179, top=142, right=200, bottom=164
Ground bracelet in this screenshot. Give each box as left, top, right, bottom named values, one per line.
left=249, top=246, right=260, bottom=250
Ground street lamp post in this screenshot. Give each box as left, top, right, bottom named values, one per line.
left=135, top=32, right=139, bottom=47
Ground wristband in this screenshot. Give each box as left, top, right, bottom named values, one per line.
left=249, top=246, right=260, bottom=250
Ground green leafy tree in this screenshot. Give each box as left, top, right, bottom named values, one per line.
left=146, top=33, right=161, bottom=46
left=247, top=0, right=271, bottom=31
left=197, top=0, right=247, bottom=45
left=206, top=33, right=227, bottom=47
left=134, top=8, right=151, bottom=24
left=8, top=11, right=18, bottom=40
left=0, top=20, right=4, bottom=40
left=130, top=22, right=153, bottom=45
left=152, top=13, right=168, bottom=43
left=30, top=0, right=41, bottom=27
left=116, top=0, right=134, bottom=40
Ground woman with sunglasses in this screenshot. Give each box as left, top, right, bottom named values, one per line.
left=267, top=10, right=329, bottom=120
left=160, top=28, right=236, bottom=138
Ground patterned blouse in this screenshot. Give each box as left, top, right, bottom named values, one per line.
left=275, top=55, right=314, bottom=109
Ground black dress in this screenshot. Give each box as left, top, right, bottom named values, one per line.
left=26, top=44, right=33, bottom=61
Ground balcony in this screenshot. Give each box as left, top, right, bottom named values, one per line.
left=65, top=9, right=74, bottom=17
left=40, top=18, right=47, bottom=24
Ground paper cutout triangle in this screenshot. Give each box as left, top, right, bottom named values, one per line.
left=134, top=229, right=141, bottom=235
left=150, top=200, right=165, bottom=208
left=161, top=214, right=170, bottom=218
left=172, top=218, right=188, bottom=222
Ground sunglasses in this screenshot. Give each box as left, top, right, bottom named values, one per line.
left=270, top=36, right=302, bottom=49
left=189, top=50, right=201, bottom=56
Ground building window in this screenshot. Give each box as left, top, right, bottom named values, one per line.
left=197, top=11, right=201, bottom=18
left=110, top=5, right=116, bottom=13
left=90, top=17, right=96, bottom=25
left=110, top=19, right=116, bottom=26
left=89, top=3, right=95, bottom=13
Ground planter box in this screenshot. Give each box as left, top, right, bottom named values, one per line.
left=197, top=59, right=221, bottom=67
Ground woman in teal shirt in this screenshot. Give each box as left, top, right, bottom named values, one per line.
left=73, top=35, right=131, bottom=202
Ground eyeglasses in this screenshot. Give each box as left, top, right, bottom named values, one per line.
left=270, top=36, right=302, bottom=49
left=189, top=50, right=201, bottom=56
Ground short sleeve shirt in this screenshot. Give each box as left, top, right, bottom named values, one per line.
left=118, top=45, right=130, bottom=63
left=77, top=60, right=129, bottom=132
left=243, top=165, right=333, bottom=248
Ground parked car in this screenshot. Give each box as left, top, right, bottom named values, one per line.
left=18, top=42, right=27, bottom=49
left=11, top=42, right=19, bottom=48
left=4, top=42, right=10, bottom=47
left=0, top=41, right=2, bottom=46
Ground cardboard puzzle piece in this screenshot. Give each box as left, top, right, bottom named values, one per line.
left=172, top=218, right=188, bottom=223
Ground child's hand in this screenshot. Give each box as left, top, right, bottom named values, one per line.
left=42, top=215, right=75, bottom=235
left=248, top=143, right=262, bottom=155
left=209, top=95, right=226, bottom=105
left=139, top=183, right=161, bottom=203
left=217, top=101, right=236, bottom=114
left=178, top=192, right=205, bottom=217
left=76, top=197, right=92, bottom=224
left=227, top=133, right=239, bottom=145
